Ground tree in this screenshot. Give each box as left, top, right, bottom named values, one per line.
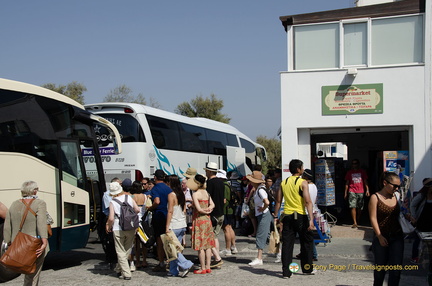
left=42, top=81, right=87, bottom=105
left=256, top=135, right=281, bottom=175
left=104, top=84, right=160, bottom=108
left=175, top=94, right=230, bottom=123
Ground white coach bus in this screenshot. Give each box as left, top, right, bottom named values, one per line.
left=85, top=102, right=266, bottom=182
left=0, top=78, right=122, bottom=282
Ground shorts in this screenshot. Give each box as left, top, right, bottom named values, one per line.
left=212, top=215, right=224, bottom=235
left=348, top=192, right=364, bottom=209
left=223, top=214, right=235, bottom=226
left=152, top=213, right=167, bottom=237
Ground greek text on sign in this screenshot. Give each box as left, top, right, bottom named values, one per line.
left=322, top=84, right=383, bottom=115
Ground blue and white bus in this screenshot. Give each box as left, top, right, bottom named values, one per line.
left=85, top=102, right=266, bottom=182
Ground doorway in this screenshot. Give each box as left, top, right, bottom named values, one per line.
left=310, top=128, right=409, bottom=225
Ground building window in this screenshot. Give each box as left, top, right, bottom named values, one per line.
left=372, top=15, right=423, bottom=65
left=294, top=23, right=339, bottom=70
left=344, top=22, right=367, bottom=66
left=291, top=14, right=423, bottom=71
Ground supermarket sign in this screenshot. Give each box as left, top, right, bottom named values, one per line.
left=322, top=83, right=383, bottom=115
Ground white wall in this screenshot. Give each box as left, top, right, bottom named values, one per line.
left=280, top=65, right=431, bottom=188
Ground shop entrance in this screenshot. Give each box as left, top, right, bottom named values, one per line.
left=310, top=128, right=410, bottom=226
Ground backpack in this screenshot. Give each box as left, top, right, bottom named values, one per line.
left=225, top=181, right=239, bottom=210
left=113, top=195, right=139, bottom=231
left=257, top=186, right=276, bottom=212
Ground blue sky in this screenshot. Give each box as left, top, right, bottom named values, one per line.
left=2, top=1, right=354, bottom=140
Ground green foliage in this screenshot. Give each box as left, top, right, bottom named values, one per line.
left=175, top=94, right=230, bottom=123
left=104, top=84, right=160, bottom=108
left=42, top=81, right=87, bottom=105
left=256, top=135, right=281, bottom=174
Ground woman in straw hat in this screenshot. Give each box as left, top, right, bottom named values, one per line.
left=187, top=174, right=216, bottom=274
left=247, top=171, right=272, bottom=266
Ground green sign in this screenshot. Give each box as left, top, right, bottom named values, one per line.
left=322, top=83, right=383, bottom=115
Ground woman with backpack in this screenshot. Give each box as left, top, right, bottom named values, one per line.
left=247, top=171, right=272, bottom=266
left=106, top=181, right=140, bottom=281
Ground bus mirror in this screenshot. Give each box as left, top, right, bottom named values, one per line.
left=113, top=137, right=120, bottom=154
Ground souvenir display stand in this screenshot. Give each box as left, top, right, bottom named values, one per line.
left=314, top=158, right=336, bottom=245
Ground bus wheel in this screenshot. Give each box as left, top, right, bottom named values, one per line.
left=0, top=222, right=20, bottom=282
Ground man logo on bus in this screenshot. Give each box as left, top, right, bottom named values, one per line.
left=289, top=262, right=299, bottom=273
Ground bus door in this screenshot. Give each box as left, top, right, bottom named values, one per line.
left=227, top=146, right=246, bottom=177
left=207, top=155, right=223, bottom=170
left=59, top=141, right=90, bottom=251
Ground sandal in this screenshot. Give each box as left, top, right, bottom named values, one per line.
left=193, top=269, right=207, bottom=274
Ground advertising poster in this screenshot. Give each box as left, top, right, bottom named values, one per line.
left=383, top=151, right=409, bottom=178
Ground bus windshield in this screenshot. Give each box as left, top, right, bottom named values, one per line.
left=96, top=113, right=145, bottom=143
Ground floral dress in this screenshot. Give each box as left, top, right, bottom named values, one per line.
left=191, top=199, right=215, bottom=250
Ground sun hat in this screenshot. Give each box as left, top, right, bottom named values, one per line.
left=109, top=181, right=123, bottom=196
left=183, top=167, right=197, bottom=178
left=216, top=169, right=227, bottom=180
left=246, top=171, right=265, bottom=184
left=203, top=162, right=218, bottom=172
left=230, top=172, right=240, bottom=180
left=186, top=175, right=205, bottom=191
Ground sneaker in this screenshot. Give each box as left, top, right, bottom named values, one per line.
left=275, top=254, right=281, bottom=263
left=248, top=258, right=263, bottom=266
left=210, top=259, right=223, bottom=268
left=180, top=266, right=193, bottom=278
left=231, top=247, right=238, bottom=254
left=304, top=269, right=317, bottom=275
left=220, top=249, right=232, bottom=256
left=130, top=261, right=136, bottom=272
left=118, top=274, right=131, bottom=280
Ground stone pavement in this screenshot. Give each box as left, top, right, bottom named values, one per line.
left=2, top=225, right=430, bottom=286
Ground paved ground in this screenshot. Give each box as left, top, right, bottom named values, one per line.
left=2, top=225, right=430, bottom=286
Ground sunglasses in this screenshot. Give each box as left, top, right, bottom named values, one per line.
left=385, top=180, right=400, bottom=189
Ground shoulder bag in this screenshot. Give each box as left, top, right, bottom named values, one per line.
left=206, top=191, right=218, bottom=227
left=0, top=199, right=43, bottom=275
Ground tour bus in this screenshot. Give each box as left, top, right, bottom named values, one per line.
left=84, top=102, right=266, bottom=182
left=0, top=78, right=121, bottom=282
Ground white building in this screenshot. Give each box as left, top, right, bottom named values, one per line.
left=279, top=0, right=431, bottom=195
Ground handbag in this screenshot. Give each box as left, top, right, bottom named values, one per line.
left=206, top=191, right=218, bottom=227
left=0, top=200, right=43, bottom=275
left=398, top=212, right=415, bottom=234
left=138, top=211, right=155, bottom=247
left=160, top=230, right=184, bottom=262
left=268, top=221, right=280, bottom=254
left=396, top=193, right=415, bottom=234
